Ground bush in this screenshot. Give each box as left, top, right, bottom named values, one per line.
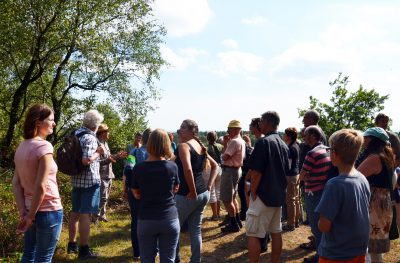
left=0, top=169, right=23, bottom=260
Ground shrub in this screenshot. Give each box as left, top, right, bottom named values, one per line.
left=0, top=169, right=23, bottom=260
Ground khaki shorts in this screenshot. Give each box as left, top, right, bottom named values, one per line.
left=219, top=167, right=241, bottom=202
left=246, top=196, right=282, bottom=237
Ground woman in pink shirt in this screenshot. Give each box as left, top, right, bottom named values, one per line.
left=12, top=104, right=63, bottom=263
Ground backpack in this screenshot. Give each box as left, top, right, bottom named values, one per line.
left=56, top=130, right=91, bottom=176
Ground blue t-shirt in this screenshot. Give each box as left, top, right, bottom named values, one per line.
left=124, top=147, right=148, bottom=188
left=130, top=160, right=179, bottom=220
left=315, top=172, right=371, bottom=260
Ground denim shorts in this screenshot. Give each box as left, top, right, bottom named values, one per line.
left=72, top=184, right=100, bottom=214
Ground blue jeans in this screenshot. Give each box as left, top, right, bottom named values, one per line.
left=304, top=190, right=323, bottom=257
left=138, top=218, right=180, bottom=263
left=127, top=189, right=140, bottom=258
left=21, top=210, right=63, bottom=263
left=175, top=191, right=210, bottom=263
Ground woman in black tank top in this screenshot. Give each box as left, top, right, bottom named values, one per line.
left=174, top=119, right=218, bottom=263
left=357, top=127, right=395, bottom=262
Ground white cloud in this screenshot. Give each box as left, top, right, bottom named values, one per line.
left=205, top=51, right=265, bottom=77
left=269, top=3, right=400, bottom=79
left=241, top=15, right=270, bottom=26
left=152, top=0, right=213, bottom=37
left=160, top=45, right=208, bottom=71
left=221, top=39, right=239, bottom=50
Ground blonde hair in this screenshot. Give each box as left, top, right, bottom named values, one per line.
left=329, top=129, right=363, bottom=165
left=146, top=128, right=172, bottom=159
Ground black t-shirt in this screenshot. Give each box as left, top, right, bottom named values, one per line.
left=249, top=132, right=289, bottom=207
left=175, top=143, right=207, bottom=196
left=288, top=142, right=300, bottom=176
left=130, top=160, right=179, bottom=220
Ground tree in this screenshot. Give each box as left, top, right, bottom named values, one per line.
left=298, top=73, right=389, bottom=137
left=0, top=0, right=165, bottom=166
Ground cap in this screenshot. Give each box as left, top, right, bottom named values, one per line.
left=228, top=120, right=242, bottom=129
left=97, top=123, right=109, bottom=133
left=363, top=127, right=389, bottom=143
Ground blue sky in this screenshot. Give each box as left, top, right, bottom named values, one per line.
left=146, top=0, right=400, bottom=132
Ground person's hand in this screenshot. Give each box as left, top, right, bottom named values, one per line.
left=108, top=156, right=117, bottom=163
left=16, top=215, right=34, bottom=234
left=187, top=191, right=197, bottom=200
left=251, top=192, right=257, bottom=201
left=96, top=145, right=105, bottom=155
left=118, top=151, right=128, bottom=159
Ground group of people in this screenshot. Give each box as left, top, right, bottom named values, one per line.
left=11, top=102, right=400, bottom=263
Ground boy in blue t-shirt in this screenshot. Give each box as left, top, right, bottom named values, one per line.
left=315, top=129, right=371, bottom=262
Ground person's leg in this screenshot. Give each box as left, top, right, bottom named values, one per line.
left=293, top=178, right=301, bottom=226
left=68, top=186, right=81, bottom=249
left=285, top=176, right=298, bottom=228
left=270, top=232, right=282, bottom=263
left=238, top=173, right=247, bottom=219
left=248, top=236, right=261, bottom=263
left=304, top=191, right=323, bottom=259
left=78, top=184, right=100, bottom=258
left=78, top=214, right=91, bottom=246
left=187, top=191, right=209, bottom=263
left=137, top=219, right=158, bottom=263
left=34, top=210, right=63, bottom=263
left=99, top=179, right=111, bottom=220
left=21, top=220, right=36, bottom=262
left=158, top=218, right=180, bottom=263
left=174, top=194, right=197, bottom=263
left=128, top=189, right=140, bottom=258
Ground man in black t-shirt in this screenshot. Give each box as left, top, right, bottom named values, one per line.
left=246, top=111, right=289, bottom=263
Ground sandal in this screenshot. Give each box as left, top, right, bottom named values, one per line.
left=299, top=240, right=316, bottom=250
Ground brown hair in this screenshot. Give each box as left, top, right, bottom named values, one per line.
left=375, top=113, right=389, bottom=125
left=329, top=129, right=363, bottom=165
left=146, top=128, right=172, bottom=159
left=23, top=104, right=54, bottom=139
left=182, top=119, right=209, bottom=168
left=284, top=127, right=298, bottom=142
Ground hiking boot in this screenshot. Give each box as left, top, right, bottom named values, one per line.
left=221, top=224, right=240, bottom=233
left=98, top=216, right=109, bottom=222
left=78, top=245, right=99, bottom=259
left=67, top=242, right=78, bottom=254
left=237, top=219, right=243, bottom=229
left=218, top=215, right=230, bottom=227
left=304, top=254, right=318, bottom=263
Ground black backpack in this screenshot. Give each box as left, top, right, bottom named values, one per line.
left=56, top=130, right=91, bottom=176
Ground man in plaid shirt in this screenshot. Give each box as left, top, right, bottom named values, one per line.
left=67, top=110, right=105, bottom=259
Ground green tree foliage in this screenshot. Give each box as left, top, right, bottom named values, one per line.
left=0, top=0, right=166, bottom=165
left=299, top=73, right=389, bottom=137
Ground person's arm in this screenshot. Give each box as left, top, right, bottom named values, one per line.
left=178, top=143, right=197, bottom=199
left=81, top=136, right=104, bottom=166
left=318, top=214, right=332, bottom=233
left=248, top=169, right=262, bottom=201
left=16, top=154, right=53, bottom=233
left=357, top=154, right=381, bottom=177
left=299, top=169, right=308, bottom=181
left=12, top=170, right=27, bottom=220
left=206, top=155, right=218, bottom=191
left=82, top=146, right=104, bottom=166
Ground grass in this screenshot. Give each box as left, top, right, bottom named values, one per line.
left=53, top=199, right=400, bottom=263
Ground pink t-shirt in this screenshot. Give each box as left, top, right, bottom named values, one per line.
left=14, top=139, right=62, bottom=211
left=222, top=136, right=246, bottom=167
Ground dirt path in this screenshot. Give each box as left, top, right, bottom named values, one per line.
left=54, top=205, right=400, bottom=262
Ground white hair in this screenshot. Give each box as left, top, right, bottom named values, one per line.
left=83, top=110, right=104, bottom=130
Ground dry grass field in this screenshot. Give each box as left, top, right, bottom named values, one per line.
left=53, top=202, right=400, bottom=263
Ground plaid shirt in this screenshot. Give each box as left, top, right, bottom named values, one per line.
left=71, top=127, right=101, bottom=188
